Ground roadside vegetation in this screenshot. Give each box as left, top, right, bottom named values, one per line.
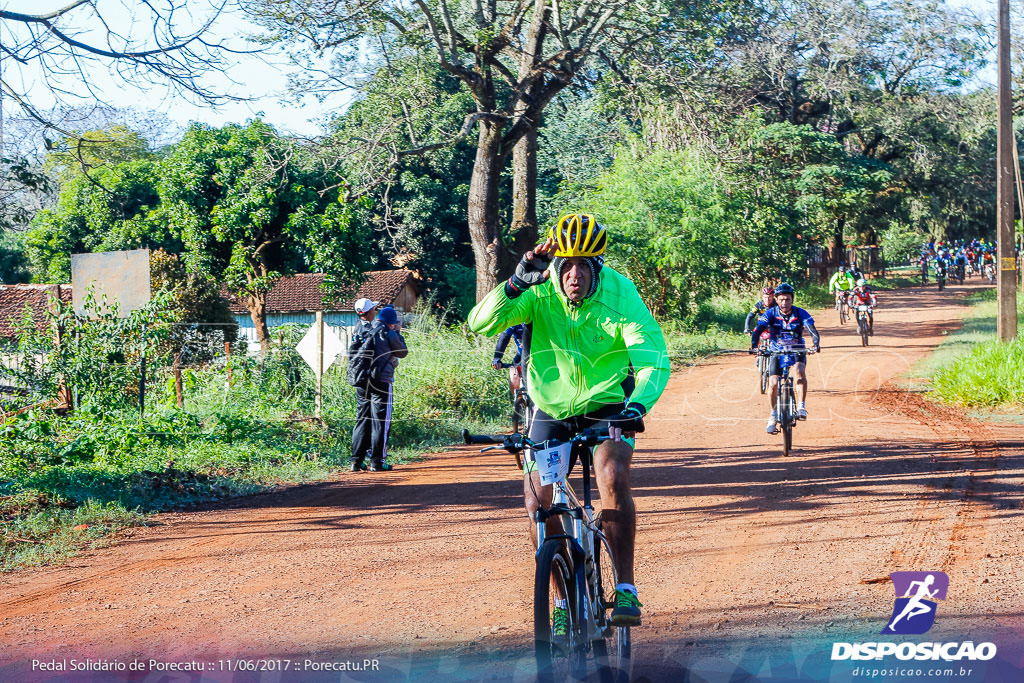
left=0, top=299, right=507, bottom=570
left=921, top=289, right=1024, bottom=408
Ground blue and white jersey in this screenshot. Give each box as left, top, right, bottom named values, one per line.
left=757, top=306, right=815, bottom=352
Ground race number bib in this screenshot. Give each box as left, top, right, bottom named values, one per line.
left=534, top=442, right=572, bottom=485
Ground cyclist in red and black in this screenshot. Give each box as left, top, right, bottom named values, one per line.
left=846, top=278, right=878, bottom=335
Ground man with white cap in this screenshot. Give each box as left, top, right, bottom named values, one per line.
left=354, top=298, right=379, bottom=333
left=350, top=297, right=379, bottom=471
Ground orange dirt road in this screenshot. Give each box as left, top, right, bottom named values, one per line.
left=2, top=281, right=1023, bottom=682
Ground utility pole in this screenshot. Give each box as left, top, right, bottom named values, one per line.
left=997, top=0, right=1018, bottom=340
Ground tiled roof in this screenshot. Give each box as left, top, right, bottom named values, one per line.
left=0, top=285, right=72, bottom=339
left=221, top=270, right=418, bottom=315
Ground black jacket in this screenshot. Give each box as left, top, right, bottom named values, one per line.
left=369, top=321, right=408, bottom=384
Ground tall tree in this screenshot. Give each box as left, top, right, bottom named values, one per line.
left=245, top=0, right=689, bottom=300
left=159, top=121, right=371, bottom=349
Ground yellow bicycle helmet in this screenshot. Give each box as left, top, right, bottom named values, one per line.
left=550, top=213, right=607, bottom=257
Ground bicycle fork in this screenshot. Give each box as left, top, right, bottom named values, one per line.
left=535, top=487, right=604, bottom=642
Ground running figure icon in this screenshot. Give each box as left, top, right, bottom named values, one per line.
left=887, top=575, right=938, bottom=632
left=883, top=571, right=949, bottom=635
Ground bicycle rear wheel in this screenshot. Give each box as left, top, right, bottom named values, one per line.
left=535, top=539, right=580, bottom=683
left=592, top=528, right=631, bottom=683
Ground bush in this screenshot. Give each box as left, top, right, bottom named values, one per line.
left=931, top=337, right=1024, bottom=406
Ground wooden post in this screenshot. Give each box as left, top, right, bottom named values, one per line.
left=1013, top=125, right=1024, bottom=291
left=315, top=310, right=324, bottom=420
left=139, top=322, right=147, bottom=417
left=51, top=287, right=72, bottom=411
left=224, top=341, right=233, bottom=389
left=173, top=352, right=183, bottom=409
left=997, top=0, right=1018, bottom=340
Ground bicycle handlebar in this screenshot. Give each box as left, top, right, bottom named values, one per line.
left=755, top=348, right=817, bottom=356
left=461, top=427, right=611, bottom=454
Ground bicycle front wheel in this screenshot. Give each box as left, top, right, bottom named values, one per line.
left=592, top=528, right=631, bottom=683
left=781, top=385, right=794, bottom=457
left=535, top=539, right=579, bottom=683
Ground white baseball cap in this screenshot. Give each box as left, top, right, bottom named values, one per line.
left=354, top=298, right=379, bottom=314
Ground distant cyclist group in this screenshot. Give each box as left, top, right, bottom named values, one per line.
left=918, top=238, right=997, bottom=287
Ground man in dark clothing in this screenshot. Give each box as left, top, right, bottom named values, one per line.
left=351, top=305, right=408, bottom=472
left=350, top=298, right=379, bottom=471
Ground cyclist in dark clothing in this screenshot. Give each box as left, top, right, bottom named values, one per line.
left=492, top=324, right=526, bottom=391
left=743, top=287, right=776, bottom=335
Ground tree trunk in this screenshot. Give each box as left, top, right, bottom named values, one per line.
left=509, top=0, right=548, bottom=258
left=247, top=292, right=270, bottom=356
left=831, top=216, right=847, bottom=266
left=511, top=124, right=540, bottom=254
left=469, top=119, right=512, bottom=301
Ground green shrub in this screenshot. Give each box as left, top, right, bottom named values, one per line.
left=931, top=337, right=1024, bottom=406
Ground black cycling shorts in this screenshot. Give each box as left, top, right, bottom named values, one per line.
left=768, top=351, right=806, bottom=377
left=524, top=403, right=630, bottom=475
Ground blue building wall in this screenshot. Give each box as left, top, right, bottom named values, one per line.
left=234, top=311, right=361, bottom=353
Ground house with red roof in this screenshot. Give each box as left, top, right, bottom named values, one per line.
left=0, top=284, right=71, bottom=340
left=220, top=269, right=419, bottom=352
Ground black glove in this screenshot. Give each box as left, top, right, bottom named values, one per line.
left=506, top=250, right=551, bottom=297
left=748, top=346, right=758, bottom=354
left=813, top=344, right=821, bottom=353
left=608, top=403, right=646, bottom=434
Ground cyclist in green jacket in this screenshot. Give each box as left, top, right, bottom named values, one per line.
left=469, top=213, right=670, bottom=628
left=828, top=265, right=856, bottom=311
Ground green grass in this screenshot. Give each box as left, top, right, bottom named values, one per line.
left=911, top=289, right=1006, bottom=378
left=1, top=496, right=144, bottom=571
left=912, top=288, right=1024, bottom=409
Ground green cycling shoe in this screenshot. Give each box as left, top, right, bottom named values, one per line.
left=610, top=589, right=642, bottom=626
left=551, top=606, right=569, bottom=638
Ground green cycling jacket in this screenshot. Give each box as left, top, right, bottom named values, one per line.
left=829, top=271, right=856, bottom=291
left=468, top=267, right=670, bottom=420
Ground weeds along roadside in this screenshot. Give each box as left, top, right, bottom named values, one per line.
left=0, top=301, right=507, bottom=571
left=915, top=288, right=1024, bottom=410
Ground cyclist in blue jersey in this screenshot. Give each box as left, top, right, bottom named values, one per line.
left=749, top=283, right=821, bottom=433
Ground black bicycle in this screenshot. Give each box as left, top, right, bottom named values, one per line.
left=498, top=361, right=532, bottom=438
left=935, top=263, right=946, bottom=291
left=462, top=428, right=630, bottom=683
left=758, top=348, right=814, bottom=457
left=497, top=361, right=532, bottom=469
left=755, top=336, right=771, bottom=394
left=855, top=305, right=872, bottom=347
